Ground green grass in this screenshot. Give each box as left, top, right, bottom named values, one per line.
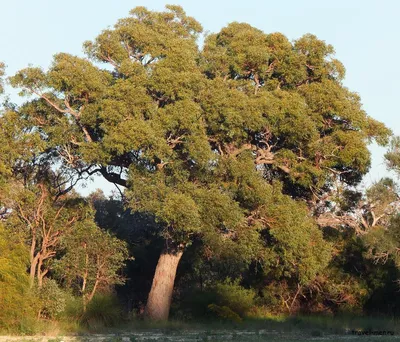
left=109, top=314, right=400, bottom=335
left=1, top=314, right=399, bottom=341
left=2, top=331, right=398, bottom=341
left=72, top=315, right=400, bottom=341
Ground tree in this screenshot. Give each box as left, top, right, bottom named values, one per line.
left=4, top=179, right=93, bottom=288
left=310, top=134, right=400, bottom=313
left=9, top=6, right=389, bottom=320
left=385, top=136, right=400, bottom=176
left=314, top=134, right=400, bottom=263
left=56, top=221, right=129, bottom=309
left=315, top=178, right=400, bottom=235
left=359, top=137, right=400, bottom=266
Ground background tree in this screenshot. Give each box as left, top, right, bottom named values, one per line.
left=4, top=178, right=92, bottom=288
left=359, top=137, right=400, bottom=268
left=56, top=220, right=129, bottom=309
left=385, top=136, right=400, bottom=175
left=316, top=178, right=399, bottom=235
left=306, top=134, right=400, bottom=315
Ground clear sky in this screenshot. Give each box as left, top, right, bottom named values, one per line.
left=1, top=0, right=399, bottom=195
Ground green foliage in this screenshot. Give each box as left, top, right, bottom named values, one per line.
left=33, top=278, right=68, bottom=319
left=385, top=136, right=400, bottom=175
left=363, top=214, right=400, bottom=266
left=56, top=221, right=129, bottom=303
left=80, top=294, right=123, bottom=329
left=0, top=111, right=43, bottom=186
left=213, top=279, right=256, bottom=317
left=179, top=279, right=255, bottom=320
left=262, top=193, right=332, bottom=285
left=6, top=11, right=387, bottom=319
left=1, top=4, right=398, bottom=328
left=3, top=180, right=96, bottom=290
left=9, top=5, right=389, bottom=247
left=208, top=304, right=242, bottom=323
left=61, top=294, right=85, bottom=322
left=0, top=224, right=35, bottom=332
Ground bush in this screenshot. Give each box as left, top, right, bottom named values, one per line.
left=33, top=278, right=68, bottom=319
left=80, top=294, right=122, bottom=329
left=213, top=278, right=255, bottom=317
left=59, top=295, right=84, bottom=323
left=179, top=278, right=255, bottom=320
left=208, top=304, right=242, bottom=323
left=177, top=289, right=218, bottom=319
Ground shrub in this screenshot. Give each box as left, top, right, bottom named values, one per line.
left=80, top=294, right=122, bottom=329
left=177, top=289, right=218, bottom=319
left=33, top=278, right=68, bottom=319
left=59, top=294, right=84, bottom=323
left=179, top=278, right=255, bottom=320
left=213, top=278, right=255, bottom=317
left=208, top=304, right=242, bottom=323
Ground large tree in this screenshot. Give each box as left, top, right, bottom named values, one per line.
left=9, top=5, right=390, bottom=320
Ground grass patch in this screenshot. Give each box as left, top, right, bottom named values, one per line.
left=2, top=314, right=399, bottom=341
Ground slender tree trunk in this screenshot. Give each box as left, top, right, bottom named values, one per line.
left=144, top=247, right=183, bottom=321
left=37, top=263, right=48, bottom=288
left=37, top=257, right=44, bottom=288
left=81, top=246, right=89, bottom=311
left=29, top=253, right=39, bottom=288
left=87, top=278, right=99, bottom=304
left=29, top=233, right=38, bottom=288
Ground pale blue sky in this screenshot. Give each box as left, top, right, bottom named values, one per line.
left=1, top=0, right=398, bottom=195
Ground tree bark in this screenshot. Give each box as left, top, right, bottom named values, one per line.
left=144, top=247, right=183, bottom=321
left=29, top=253, right=40, bottom=288
left=37, top=257, right=44, bottom=288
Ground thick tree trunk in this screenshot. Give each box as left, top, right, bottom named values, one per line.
left=144, top=248, right=183, bottom=321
